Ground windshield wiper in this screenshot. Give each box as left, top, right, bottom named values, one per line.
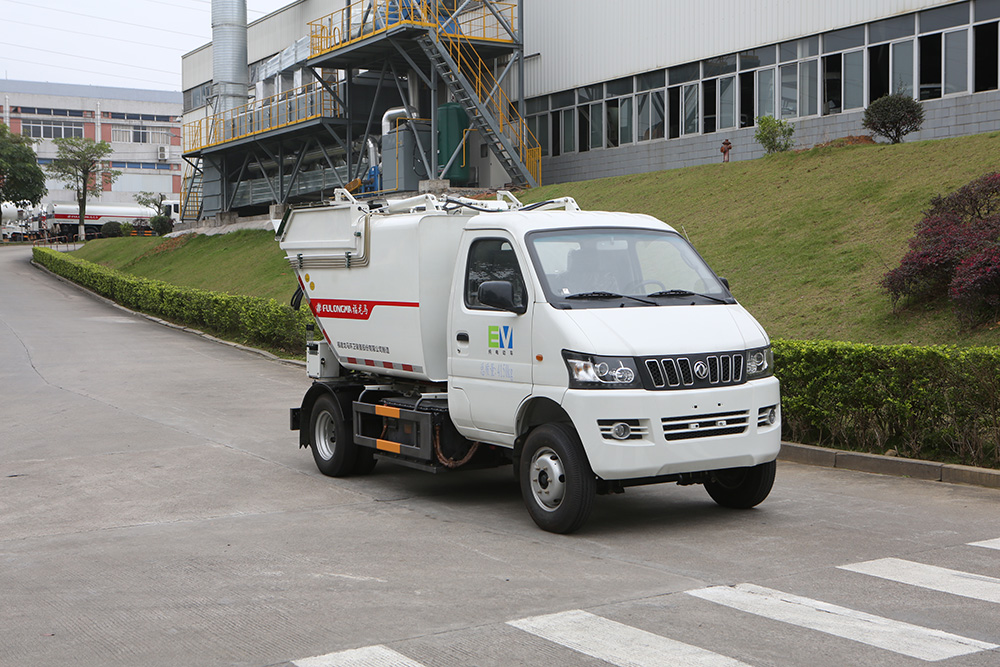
left=565, top=291, right=656, bottom=305
left=646, top=289, right=728, bottom=304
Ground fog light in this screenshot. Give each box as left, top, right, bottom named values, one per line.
left=766, top=408, right=777, bottom=426
left=610, top=422, right=632, bottom=440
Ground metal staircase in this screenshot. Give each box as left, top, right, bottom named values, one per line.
left=181, top=163, right=204, bottom=223
left=416, top=32, right=539, bottom=188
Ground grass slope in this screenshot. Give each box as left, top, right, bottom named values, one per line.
left=75, top=131, right=1000, bottom=346
left=522, top=131, right=1000, bottom=346
left=74, top=230, right=298, bottom=305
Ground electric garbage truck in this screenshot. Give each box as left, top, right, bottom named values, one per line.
left=278, top=189, right=780, bottom=533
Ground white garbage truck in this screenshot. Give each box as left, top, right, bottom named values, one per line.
left=277, top=189, right=780, bottom=533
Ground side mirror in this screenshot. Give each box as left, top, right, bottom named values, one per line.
left=478, top=280, right=526, bottom=314
left=719, top=276, right=731, bottom=291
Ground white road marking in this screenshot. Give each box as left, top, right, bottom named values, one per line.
left=507, top=609, right=751, bottom=667
left=969, top=537, right=1000, bottom=551
left=293, top=645, right=426, bottom=667
left=840, top=557, right=1000, bottom=604
left=687, top=583, right=997, bottom=662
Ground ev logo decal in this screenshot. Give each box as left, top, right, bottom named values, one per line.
left=488, top=325, right=513, bottom=355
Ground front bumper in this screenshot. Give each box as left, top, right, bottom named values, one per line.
left=560, top=377, right=781, bottom=479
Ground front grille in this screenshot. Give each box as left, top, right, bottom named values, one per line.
left=662, top=410, right=749, bottom=441
left=642, top=352, right=745, bottom=390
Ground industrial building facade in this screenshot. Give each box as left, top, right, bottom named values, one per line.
left=180, top=0, right=1000, bottom=222
left=0, top=80, right=184, bottom=206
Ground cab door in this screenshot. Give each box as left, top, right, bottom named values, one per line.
left=448, top=233, right=533, bottom=436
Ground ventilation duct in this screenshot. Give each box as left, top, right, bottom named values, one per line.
left=212, top=0, right=249, bottom=112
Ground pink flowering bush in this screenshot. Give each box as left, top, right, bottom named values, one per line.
left=882, top=173, right=1000, bottom=323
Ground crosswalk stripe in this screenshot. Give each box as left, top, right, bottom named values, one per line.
left=687, top=583, right=997, bottom=662
left=293, top=645, right=426, bottom=667
left=507, top=609, right=751, bottom=667
left=840, top=557, right=1000, bottom=605
left=969, top=537, right=1000, bottom=551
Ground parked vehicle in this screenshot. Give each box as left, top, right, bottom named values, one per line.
left=278, top=189, right=780, bottom=533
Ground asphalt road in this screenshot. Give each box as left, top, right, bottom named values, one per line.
left=2, top=245, right=999, bottom=667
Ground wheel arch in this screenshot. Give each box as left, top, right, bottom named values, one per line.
left=514, top=396, right=573, bottom=464
left=298, top=382, right=361, bottom=448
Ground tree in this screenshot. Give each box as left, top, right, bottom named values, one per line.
left=863, top=93, right=925, bottom=144
left=0, top=123, right=47, bottom=207
left=754, top=115, right=795, bottom=155
left=134, top=190, right=166, bottom=215
left=45, top=137, right=120, bottom=241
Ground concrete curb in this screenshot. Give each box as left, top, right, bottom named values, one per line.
left=779, top=442, right=1000, bottom=489
left=30, top=258, right=306, bottom=369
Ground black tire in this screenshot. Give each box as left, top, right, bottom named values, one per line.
left=519, top=423, right=596, bottom=534
left=308, top=393, right=357, bottom=476
left=704, top=460, right=776, bottom=509
left=352, top=448, right=378, bottom=475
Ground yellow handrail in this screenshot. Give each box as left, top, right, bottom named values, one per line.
left=441, top=31, right=540, bottom=184
left=183, top=79, right=345, bottom=153
left=308, top=1, right=517, bottom=58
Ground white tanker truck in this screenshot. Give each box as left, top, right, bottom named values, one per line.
left=47, top=201, right=181, bottom=240
left=277, top=189, right=780, bottom=533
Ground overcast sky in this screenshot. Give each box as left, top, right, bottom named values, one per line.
left=0, top=0, right=285, bottom=92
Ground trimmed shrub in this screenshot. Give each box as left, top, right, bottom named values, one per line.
left=120, top=221, right=135, bottom=237
left=882, top=173, right=1000, bottom=322
left=862, top=93, right=925, bottom=144
left=150, top=214, right=173, bottom=236
left=32, top=247, right=310, bottom=353
left=774, top=339, right=1000, bottom=468
left=754, top=115, right=794, bottom=154
left=101, top=221, right=123, bottom=238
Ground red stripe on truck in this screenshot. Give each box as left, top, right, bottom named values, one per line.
left=310, top=298, right=418, bottom=321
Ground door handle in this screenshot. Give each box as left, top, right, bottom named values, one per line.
left=456, top=332, right=469, bottom=342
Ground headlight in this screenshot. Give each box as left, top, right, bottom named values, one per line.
left=563, top=351, right=642, bottom=389
left=746, top=345, right=774, bottom=380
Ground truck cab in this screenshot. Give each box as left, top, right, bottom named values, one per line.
left=280, top=190, right=780, bottom=533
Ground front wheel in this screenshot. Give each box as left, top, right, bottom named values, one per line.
left=309, top=393, right=357, bottom=477
left=704, top=460, right=776, bottom=509
left=519, top=423, right=596, bottom=534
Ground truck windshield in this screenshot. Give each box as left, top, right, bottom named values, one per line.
left=526, top=227, right=733, bottom=308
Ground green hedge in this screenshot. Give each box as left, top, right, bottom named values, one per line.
left=774, top=339, right=1000, bottom=468
left=34, top=246, right=310, bottom=354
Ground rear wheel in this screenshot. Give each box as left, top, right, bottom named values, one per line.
left=520, top=423, right=596, bottom=534
left=704, top=460, right=776, bottom=509
left=309, top=393, right=357, bottom=476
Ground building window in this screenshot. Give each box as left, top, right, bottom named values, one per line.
left=20, top=120, right=84, bottom=139
left=683, top=83, right=699, bottom=135
left=112, top=124, right=174, bottom=144
left=974, top=21, right=999, bottom=91
left=758, top=68, right=775, bottom=119
left=919, top=28, right=970, bottom=99
left=780, top=64, right=797, bottom=117
left=892, top=41, right=915, bottom=98
left=636, top=90, right=664, bottom=141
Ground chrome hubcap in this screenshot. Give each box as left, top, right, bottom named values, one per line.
left=314, top=411, right=336, bottom=460
left=530, top=446, right=566, bottom=511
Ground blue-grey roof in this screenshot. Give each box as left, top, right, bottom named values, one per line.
left=0, top=79, right=182, bottom=103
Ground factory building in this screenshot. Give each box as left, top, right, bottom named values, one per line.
left=180, top=0, right=1000, bottom=223
left=0, top=80, right=184, bottom=206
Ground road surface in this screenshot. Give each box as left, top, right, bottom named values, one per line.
left=2, top=246, right=998, bottom=666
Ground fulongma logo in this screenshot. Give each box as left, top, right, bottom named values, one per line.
left=488, top=325, right=513, bottom=351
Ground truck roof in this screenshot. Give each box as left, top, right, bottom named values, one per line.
left=462, top=209, right=678, bottom=236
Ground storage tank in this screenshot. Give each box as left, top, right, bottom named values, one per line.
left=437, top=102, right=470, bottom=186
left=382, top=121, right=431, bottom=192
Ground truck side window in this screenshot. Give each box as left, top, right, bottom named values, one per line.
left=465, top=238, right=527, bottom=310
